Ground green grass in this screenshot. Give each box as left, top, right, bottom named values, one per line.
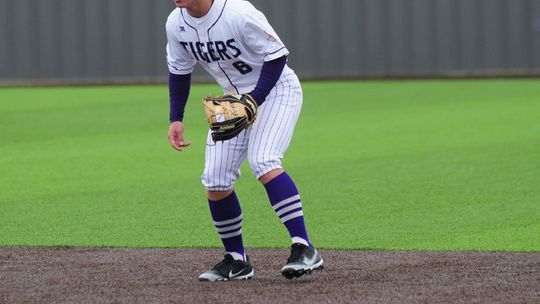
left=1, top=80, right=539, bottom=251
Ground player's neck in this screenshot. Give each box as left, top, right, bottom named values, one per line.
left=186, top=0, right=213, bottom=18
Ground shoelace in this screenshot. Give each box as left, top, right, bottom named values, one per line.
left=213, top=254, right=235, bottom=270
left=287, top=244, right=306, bottom=263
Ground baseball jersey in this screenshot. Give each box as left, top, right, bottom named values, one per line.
left=166, top=0, right=291, bottom=94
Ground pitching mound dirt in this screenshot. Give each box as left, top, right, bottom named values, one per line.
left=0, top=248, right=538, bottom=303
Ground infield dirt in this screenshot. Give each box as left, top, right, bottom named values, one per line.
left=0, top=248, right=538, bottom=303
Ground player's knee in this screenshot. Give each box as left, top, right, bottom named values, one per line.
left=207, top=189, right=234, bottom=201
left=248, top=154, right=281, bottom=180
left=258, top=168, right=284, bottom=185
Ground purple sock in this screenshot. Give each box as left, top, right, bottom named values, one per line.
left=208, top=191, right=245, bottom=261
left=264, top=172, right=312, bottom=247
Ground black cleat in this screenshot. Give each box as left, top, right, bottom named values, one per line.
left=281, top=243, right=323, bottom=279
left=198, top=254, right=254, bottom=281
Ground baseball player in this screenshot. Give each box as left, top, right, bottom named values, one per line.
left=166, top=0, right=323, bottom=281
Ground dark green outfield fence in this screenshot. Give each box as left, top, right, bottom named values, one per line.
left=1, top=0, right=540, bottom=84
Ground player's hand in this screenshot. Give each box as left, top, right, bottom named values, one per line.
left=168, top=121, right=192, bottom=151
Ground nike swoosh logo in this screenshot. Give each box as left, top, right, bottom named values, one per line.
left=229, top=268, right=246, bottom=278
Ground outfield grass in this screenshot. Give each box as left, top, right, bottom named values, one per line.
left=1, top=80, right=539, bottom=251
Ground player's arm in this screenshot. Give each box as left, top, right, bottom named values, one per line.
left=249, top=55, right=287, bottom=106
left=168, top=72, right=192, bottom=151
left=165, top=13, right=196, bottom=152
left=249, top=56, right=287, bottom=106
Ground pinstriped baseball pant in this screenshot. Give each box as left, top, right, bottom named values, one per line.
left=202, top=71, right=303, bottom=191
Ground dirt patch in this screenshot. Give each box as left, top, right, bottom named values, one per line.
left=0, top=248, right=538, bottom=303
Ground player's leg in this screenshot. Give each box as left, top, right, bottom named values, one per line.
left=199, top=131, right=254, bottom=281
left=260, top=168, right=323, bottom=279
left=259, top=169, right=311, bottom=247
left=248, top=73, right=309, bottom=246
left=247, top=72, right=323, bottom=278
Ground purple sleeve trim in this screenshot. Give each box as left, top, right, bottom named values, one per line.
left=249, top=55, right=287, bottom=106
left=169, top=73, right=191, bottom=123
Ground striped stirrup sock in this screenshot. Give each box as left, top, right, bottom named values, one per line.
left=264, top=172, right=311, bottom=247
left=208, top=191, right=246, bottom=261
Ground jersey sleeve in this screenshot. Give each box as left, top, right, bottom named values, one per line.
left=240, top=3, right=289, bottom=62
left=166, top=15, right=196, bottom=75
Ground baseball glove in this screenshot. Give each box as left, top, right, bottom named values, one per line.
left=203, top=94, right=258, bottom=141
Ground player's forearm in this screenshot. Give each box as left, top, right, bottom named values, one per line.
left=169, top=73, right=192, bottom=123
left=249, top=55, right=287, bottom=106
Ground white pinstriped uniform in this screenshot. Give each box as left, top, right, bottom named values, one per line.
left=203, top=69, right=302, bottom=190
left=166, top=0, right=303, bottom=191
